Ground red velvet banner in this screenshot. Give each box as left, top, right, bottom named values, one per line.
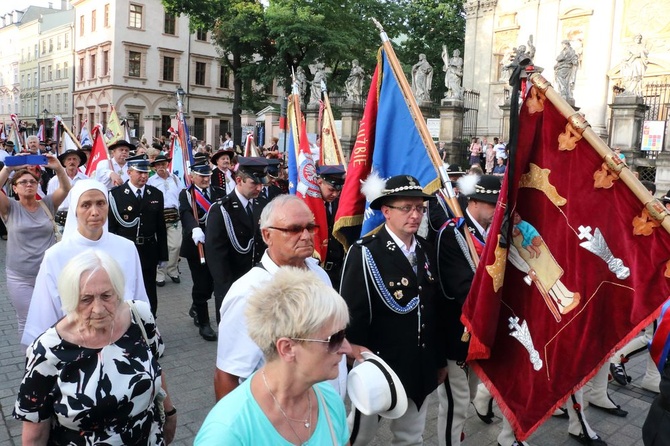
left=462, top=87, right=670, bottom=439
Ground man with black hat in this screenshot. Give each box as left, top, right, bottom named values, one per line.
left=317, top=165, right=346, bottom=290
left=340, top=174, right=446, bottom=445
left=79, top=144, right=92, bottom=173
left=205, top=157, right=269, bottom=323
left=179, top=160, right=227, bottom=341
left=96, top=139, right=132, bottom=189
left=47, top=148, right=88, bottom=232
left=147, top=154, right=184, bottom=287
left=108, top=154, right=168, bottom=317
left=211, top=148, right=236, bottom=194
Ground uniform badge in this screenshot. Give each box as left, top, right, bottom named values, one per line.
left=386, top=241, right=396, bottom=251
left=394, top=290, right=403, bottom=300
left=147, top=189, right=152, bottom=195
left=127, top=206, right=133, bottom=211
left=389, top=281, right=395, bottom=287
left=124, top=189, right=130, bottom=194
left=401, top=277, right=409, bottom=286
left=123, top=215, right=129, bottom=220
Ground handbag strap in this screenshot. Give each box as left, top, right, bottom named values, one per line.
left=38, top=200, right=60, bottom=241
left=314, top=385, right=337, bottom=446
left=128, top=301, right=150, bottom=346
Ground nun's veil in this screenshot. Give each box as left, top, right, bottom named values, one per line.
left=62, top=179, right=109, bottom=242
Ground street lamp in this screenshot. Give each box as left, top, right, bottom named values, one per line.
left=42, top=108, right=49, bottom=135
left=175, top=86, right=186, bottom=114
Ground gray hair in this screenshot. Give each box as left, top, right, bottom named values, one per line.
left=245, top=267, right=349, bottom=361
left=26, top=135, right=39, bottom=144
left=59, top=250, right=125, bottom=317
left=259, top=194, right=308, bottom=229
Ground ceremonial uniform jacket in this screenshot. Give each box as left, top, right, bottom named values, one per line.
left=108, top=182, right=168, bottom=262
left=324, top=198, right=345, bottom=288
left=435, top=212, right=484, bottom=362
left=340, top=226, right=444, bottom=406
left=211, top=168, right=235, bottom=195
left=178, top=185, right=226, bottom=260
left=205, top=190, right=267, bottom=300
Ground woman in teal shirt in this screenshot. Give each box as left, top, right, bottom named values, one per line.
left=196, top=267, right=352, bottom=445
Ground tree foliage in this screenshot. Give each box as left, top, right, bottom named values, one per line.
left=161, top=0, right=464, bottom=142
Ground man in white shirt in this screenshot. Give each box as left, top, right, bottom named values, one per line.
left=96, top=139, right=131, bottom=189
left=147, top=154, right=185, bottom=286
left=214, top=194, right=347, bottom=401
left=494, top=137, right=507, bottom=161
left=47, top=148, right=89, bottom=231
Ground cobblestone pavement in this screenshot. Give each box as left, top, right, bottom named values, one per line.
left=0, top=239, right=655, bottom=445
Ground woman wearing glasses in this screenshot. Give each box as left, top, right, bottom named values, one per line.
left=0, top=155, right=70, bottom=339
left=196, top=267, right=352, bottom=445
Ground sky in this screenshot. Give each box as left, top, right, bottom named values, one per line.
left=3, top=0, right=64, bottom=16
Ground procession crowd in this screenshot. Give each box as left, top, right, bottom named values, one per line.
left=0, top=133, right=667, bottom=446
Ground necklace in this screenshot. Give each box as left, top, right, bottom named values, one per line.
left=262, top=370, right=312, bottom=445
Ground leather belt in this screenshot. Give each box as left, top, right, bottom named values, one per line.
left=164, top=208, right=179, bottom=223
left=135, top=235, right=156, bottom=245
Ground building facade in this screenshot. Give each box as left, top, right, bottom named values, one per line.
left=463, top=0, right=670, bottom=143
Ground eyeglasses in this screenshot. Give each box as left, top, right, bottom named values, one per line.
left=291, top=329, right=346, bottom=354
left=16, top=180, right=38, bottom=186
left=385, top=204, right=428, bottom=214
left=267, top=223, right=317, bottom=235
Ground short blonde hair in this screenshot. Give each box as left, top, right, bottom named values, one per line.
left=59, top=250, right=125, bottom=316
left=245, top=267, right=349, bottom=361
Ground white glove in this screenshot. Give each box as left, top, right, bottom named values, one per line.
left=192, top=227, right=205, bottom=245
left=157, top=261, right=168, bottom=269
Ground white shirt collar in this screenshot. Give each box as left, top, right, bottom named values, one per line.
left=128, top=182, right=144, bottom=196
left=234, top=187, right=250, bottom=208
left=384, top=225, right=416, bottom=255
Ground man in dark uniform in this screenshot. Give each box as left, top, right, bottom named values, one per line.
left=108, top=154, right=168, bottom=317
left=210, top=148, right=235, bottom=194
left=340, top=175, right=446, bottom=445
left=179, top=161, right=226, bottom=341
left=317, top=165, right=346, bottom=290
left=260, top=158, right=283, bottom=200
left=206, top=157, right=268, bottom=324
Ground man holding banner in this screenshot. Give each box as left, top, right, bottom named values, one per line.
left=340, top=174, right=446, bottom=445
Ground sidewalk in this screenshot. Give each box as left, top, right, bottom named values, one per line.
left=0, top=239, right=655, bottom=445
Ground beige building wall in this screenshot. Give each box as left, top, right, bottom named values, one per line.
left=463, top=0, right=670, bottom=141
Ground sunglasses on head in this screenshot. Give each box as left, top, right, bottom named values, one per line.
left=291, top=329, right=346, bottom=353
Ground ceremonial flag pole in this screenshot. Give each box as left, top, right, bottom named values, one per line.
left=529, top=73, right=670, bottom=234
left=460, top=69, right=670, bottom=439
left=286, top=76, right=329, bottom=261
left=319, top=80, right=346, bottom=168
left=59, top=119, right=83, bottom=151
left=85, top=124, right=112, bottom=177
left=175, top=87, right=204, bottom=264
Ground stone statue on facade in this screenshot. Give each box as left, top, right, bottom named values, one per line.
left=554, top=40, right=579, bottom=102
left=344, top=59, right=365, bottom=104
left=620, top=34, right=649, bottom=97
left=411, top=53, right=433, bottom=103
left=441, top=45, right=463, bottom=100
left=309, top=62, right=327, bottom=106
left=295, top=66, right=308, bottom=108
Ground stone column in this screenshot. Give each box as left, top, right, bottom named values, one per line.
left=305, top=105, right=319, bottom=135
left=499, top=102, right=511, bottom=144
left=439, top=98, right=466, bottom=165
left=339, top=102, right=364, bottom=161
left=609, top=95, right=647, bottom=152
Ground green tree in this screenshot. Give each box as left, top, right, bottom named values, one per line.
left=395, top=0, right=465, bottom=103
left=162, top=0, right=268, bottom=146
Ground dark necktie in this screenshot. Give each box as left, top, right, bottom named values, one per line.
left=246, top=202, right=254, bottom=224
left=203, top=188, right=210, bottom=201
left=136, top=189, right=142, bottom=200
left=408, top=252, right=418, bottom=275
